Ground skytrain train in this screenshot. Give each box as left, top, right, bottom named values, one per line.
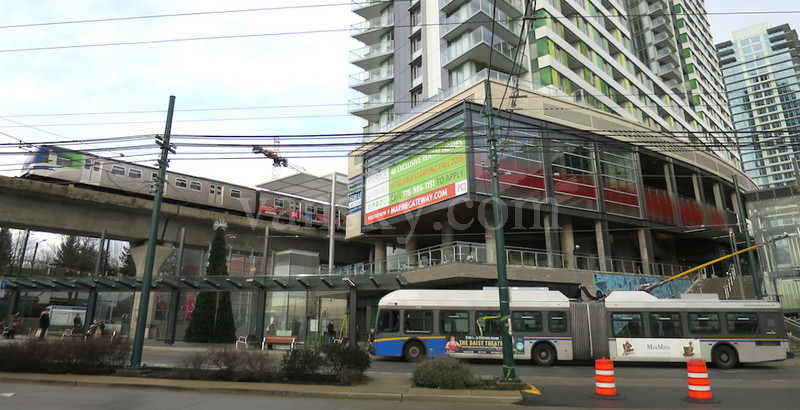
left=21, top=145, right=345, bottom=229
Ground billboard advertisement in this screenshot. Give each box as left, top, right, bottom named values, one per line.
left=364, top=136, right=468, bottom=225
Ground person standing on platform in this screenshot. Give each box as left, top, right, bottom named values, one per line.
left=38, top=309, right=50, bottom=340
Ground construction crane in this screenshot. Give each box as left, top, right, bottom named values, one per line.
left=252, top=145, right=308, bottom=179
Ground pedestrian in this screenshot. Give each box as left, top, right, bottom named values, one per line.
left=73, top=313, right=82, bottom=329
left=38, top=309, right=50, bottom=340
left=326, top=320, right=335, bottom=343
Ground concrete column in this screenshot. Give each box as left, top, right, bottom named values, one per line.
left=595, top=220, right=608, bottom=272
left=405, top=237, right=417, bottom=266
left=485, top=211, right=497, bottom=264
left=544, top=213, right=559, bottom=268
left=638, top=229, right=653, bottom=275
left=560, top=216, right=575, bottom=269
left=374, top=238, right=386, bottom=274
left=441, top=223, right=455, bottom=263
left=712, top=182, right=725, bottom=209
left=691, top=174, right=703, bottom=202
left=130, top=243, right=174, bottom=340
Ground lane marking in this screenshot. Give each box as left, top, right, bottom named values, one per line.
left=1, top=393, right=15, bottom=398
left=522, top=383, right=541, bottom=395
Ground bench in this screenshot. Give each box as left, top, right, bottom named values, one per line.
left=262, top=335, right=297, bottom=350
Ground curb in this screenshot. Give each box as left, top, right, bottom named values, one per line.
left=0, top=373, right=521, bottom=405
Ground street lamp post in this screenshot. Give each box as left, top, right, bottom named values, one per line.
left=30, top=239, right=47, bottom=272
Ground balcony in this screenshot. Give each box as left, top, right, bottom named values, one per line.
left=349, top=66, right=394, bottom=94
left=442, top=0, right=522, bottom=42
left=351, top=0, right=392, bottom=19
left=322, top=241, right=693, bottom=278
left=441, top=0, right=523, bottom=17
left=653, top=32, right=670, bottom=45
left=348, top=93, right=394, bottom=117
left=442, top=26, right=523, bottom=73
left=349, top=41, right=394, bottom=69
left=350, top=14, right=394, bottom=44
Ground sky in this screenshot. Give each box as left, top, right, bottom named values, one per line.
left=0, top=1, right=799, bottom=189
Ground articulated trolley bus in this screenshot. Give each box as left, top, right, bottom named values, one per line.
left=369, top=288, right=790, bottom=368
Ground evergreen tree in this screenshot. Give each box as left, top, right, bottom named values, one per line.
left=54, top=235, right=82, bottom=274
left=184, top=226, right=237, bottom=343
left=118, top=246, right=137, bottom=276
left=0, top=228, right=13, bottom=273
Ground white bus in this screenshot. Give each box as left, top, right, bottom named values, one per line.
left=369, top=288, right=791, bottom=368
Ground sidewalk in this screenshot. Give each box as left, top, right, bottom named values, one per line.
left=0, top=339, right=522, bottom=405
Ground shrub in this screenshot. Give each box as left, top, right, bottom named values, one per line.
left=318, top=342, right=371, bottom=381
left=238, top=350, right=279, bottom=382
left=280, top=347, right=324, bottom=381
left=413, top=356, right=475, bottom=389
left=171, top=351, right=210, bottom=380
left=0, top=338, right=130, bottom=375
left=208, top=347, right=243, bottom=380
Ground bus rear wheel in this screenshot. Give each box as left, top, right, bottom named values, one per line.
left=712, top=345, right=738, bottom=369
left=532, top=343, right=556, bottom=366
left=403, top=341, right=425, bottom=362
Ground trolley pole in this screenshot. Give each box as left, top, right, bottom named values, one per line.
left=483, top=79, right=519, bottom=382
left=128, top=95, right=176, bottom=369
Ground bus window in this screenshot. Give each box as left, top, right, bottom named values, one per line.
left=376, top=309, right=400, bottom=333
left=727, top=313, right=759, bottom=334
left=512, top=312, right=543, bottom=332
left=688, top=312, right=720, bottom=334
left=404, top=310, right=433, bottom=333
left=476, top=311, right=502, bottom=336
left=649, top=312, right=682, bottom=338
left=548, top=312, right=568, bottom=333
left=612, top=313, right=644, bottom=337
left=441, top=311, right=469, bottom=334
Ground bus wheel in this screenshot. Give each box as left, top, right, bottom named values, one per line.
left=403, top=341, right=425, bottom=362
left=712, top=345, right=738, bottom=369
left=532, top=343, right=556, bottom=366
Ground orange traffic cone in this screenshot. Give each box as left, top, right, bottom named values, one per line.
left=590, top=358, right=624, bottom=400
left=683, top=359, right=719, bottom=403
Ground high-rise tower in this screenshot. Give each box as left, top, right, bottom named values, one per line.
left=349, top=0, right=736, bottom=164
left=717, top=22, right=800, bottom=189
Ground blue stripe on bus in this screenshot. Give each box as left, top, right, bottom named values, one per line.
left=373, top=336, right=447, bottom=357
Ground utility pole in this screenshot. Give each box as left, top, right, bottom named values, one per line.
left=483, top=79, right=518, bottom=382
left=128, top=96, right=176, bottom=369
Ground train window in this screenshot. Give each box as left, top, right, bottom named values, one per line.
left=151, top=173, right=158, bottom=181
left=441, top=311, right=469, bottom=334
left=84, top=159, right=92, bottom=169
left=688, top=313, right=720, bottom=334
left=56, top=155, right=73, bottom=167
left=216, top=186, right=222, bottom=195
left=612, top=313, right=644, bottom=337
left=289, top=201, right=298, bottom=211
left=476, top=311, right=502, bottom=336
left=230, top=189, right=241, bottom=198
left=726, top=312, right=759, bottom=334
left=128, top=169, right=142, bottom=179
left=190, top=181, right=202, bottom=191
left=317, top=206, right=325, bottom=215
left=512, top=311, right=543, bottom=332
left=93, top=160, right=101, bottom=171
left=649, top=312, right=682, bottom=338
left=404, top=310, right=433, bottom=333
left=376, top=310, right=400, bottom=333
left=111, top=165, right=125, bottom=176
left=274, top=198, right=284, bottom=207
left=548, top=312, right=568, bottom=333
left=175, top=178, right=188, bottom=188
left=208, top=184, right=215, bottom=194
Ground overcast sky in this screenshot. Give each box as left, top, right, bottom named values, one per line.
left=1, top=1, right=799, bottom=188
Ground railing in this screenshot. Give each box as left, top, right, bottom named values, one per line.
left=322, top=241, right=693, bottom=277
